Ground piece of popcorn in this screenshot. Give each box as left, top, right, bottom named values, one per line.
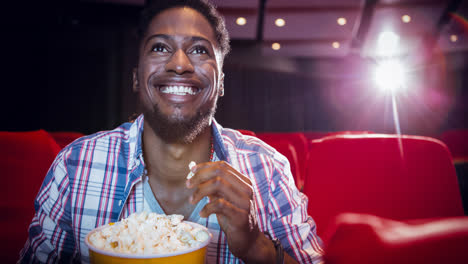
left=193, top=228, right=210, bottom=242
left=186, top=161, right=196, bottom=179
left=168, top=214, right=184, bottom=226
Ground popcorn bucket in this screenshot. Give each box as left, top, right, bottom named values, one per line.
left=85, top=221, right=212, bottom=264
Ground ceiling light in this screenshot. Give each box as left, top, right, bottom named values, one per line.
left=272, top=42, right=281, bottom=50
left=377, top=31, right=400, bottom=56
left=337, top=17, right=347, bottom=26
left=401, top=15, right=411, bottom=23
left=275, top=18, right=285, bottom=27
left=332, top=42, right=340, bottom=49
left=450, top=34, right=458, bottom=42
left=236, top=17, right=247, bottom=26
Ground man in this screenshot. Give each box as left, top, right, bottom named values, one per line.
left=20, top=0, right=324, bottom=263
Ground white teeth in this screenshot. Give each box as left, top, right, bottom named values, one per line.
left=160, top=85, right=197, bottom=95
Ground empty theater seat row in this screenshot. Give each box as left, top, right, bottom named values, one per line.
left=1, top=129, right=467, bottom=263
left=243, top=130, right=467, bottom=214
left=247, top=129, right=468, bottom=264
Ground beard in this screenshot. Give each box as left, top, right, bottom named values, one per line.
left=144, top=100, right=217, bottom=144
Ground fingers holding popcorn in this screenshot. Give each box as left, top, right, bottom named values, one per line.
left=185, top=160, right=260, bottom=259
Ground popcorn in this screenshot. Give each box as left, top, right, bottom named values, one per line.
left=88, top=212, right=210, bottom=254
left=186, top=161, right=196, bottom=179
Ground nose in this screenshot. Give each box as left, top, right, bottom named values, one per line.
left=165, top=49, right=194, bottom=75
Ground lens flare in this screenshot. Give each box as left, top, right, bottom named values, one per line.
left=374, top=60, right=406, bottom=92
left=377, top=31, right=400, bottom=56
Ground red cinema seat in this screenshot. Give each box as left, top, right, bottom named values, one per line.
left=439, top=129, right=468, bottom=215
left=237, top=129, right=256, bottom=137
left=325, top=131, right=373, bottom=137
left=324, top=213, right=468, bottom=264
left=439, top=129, right=468, bottom=163
left=49, top=131, right=85, bottom=149
left=303, top=131, right=329, bottom=141
left=304, top=134, right=464, bottom=241
left=304, top=131, right=373, bottom=142
left=257, top=132, right=309, bottom=190
left=0, top=130, right=61, bottom=262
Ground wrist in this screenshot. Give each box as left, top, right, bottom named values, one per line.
left=243, top=232, right=278, bottom=264
left=263, top=232, right=284, bottom=264
left=242, top=233, right=275, bottom=264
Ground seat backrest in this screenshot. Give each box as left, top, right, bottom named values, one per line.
left=0, top=130, right=61, bottom=262
left=303, top=131, right=329, bottom=141
left=304, top=131, right=373, bottom=141
left=257, top=132, right=309, bottom=189
left=439, top=130, right=468, bottom=215
left=324, top=213, right=468, bottom=264
left=304, top=134, right=464, bottom=239
left=325, top=131, right=373, bottom=137
left=237, top=129, right=256, bottom=137
left=49, top=131, right=85, bottom=149
left=439, top=129, right=468, bottom=163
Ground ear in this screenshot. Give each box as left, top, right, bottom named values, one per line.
left=132, top=67, right=139, bottom=92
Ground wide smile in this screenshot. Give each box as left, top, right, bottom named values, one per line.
left=158, top=85, right=201, bottom=96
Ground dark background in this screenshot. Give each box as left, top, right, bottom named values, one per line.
left=3, top=0, right=467, bottom=136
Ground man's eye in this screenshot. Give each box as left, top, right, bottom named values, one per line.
left=151, top=43, right=169, bottom=53
left=191, top=46, right=208, bottom=55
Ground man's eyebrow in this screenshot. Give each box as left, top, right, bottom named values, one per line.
left=190, top=36, right=211, bottom=44
left=145, top=34, right=169, bottom=46
left=145, top=34, right=213, bottom=47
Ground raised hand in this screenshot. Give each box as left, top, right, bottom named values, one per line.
left=186, top=160, right=261, bottom=260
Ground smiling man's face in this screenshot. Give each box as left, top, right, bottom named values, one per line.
left=135, top=7, right=223, bottom=143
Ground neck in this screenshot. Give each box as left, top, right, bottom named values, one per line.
left=142, top=120, right=212, bottom=187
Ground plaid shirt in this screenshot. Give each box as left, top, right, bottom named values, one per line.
left=20, top=115, right=324, bottom=263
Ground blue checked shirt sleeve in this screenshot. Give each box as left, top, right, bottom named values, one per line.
left=19, top=154, right=78, bottom=263
left=267, top=156, right=325, bottom=264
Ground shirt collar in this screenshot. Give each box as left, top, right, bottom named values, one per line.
left=135, top=115, right=145, bottom=158
left=127, top=114, right=145, bottom=172
left=211, top=119, right=229, bottom=162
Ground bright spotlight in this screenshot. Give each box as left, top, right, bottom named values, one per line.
left=374, top=60, right=406, bottom=92
left=377, top=31, right=400, bottom=56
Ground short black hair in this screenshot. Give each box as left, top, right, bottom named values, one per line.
left=139, top=0, right=230, bottom=60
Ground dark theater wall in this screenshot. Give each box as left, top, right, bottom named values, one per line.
left=3, top=1, right=467, bottom=136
